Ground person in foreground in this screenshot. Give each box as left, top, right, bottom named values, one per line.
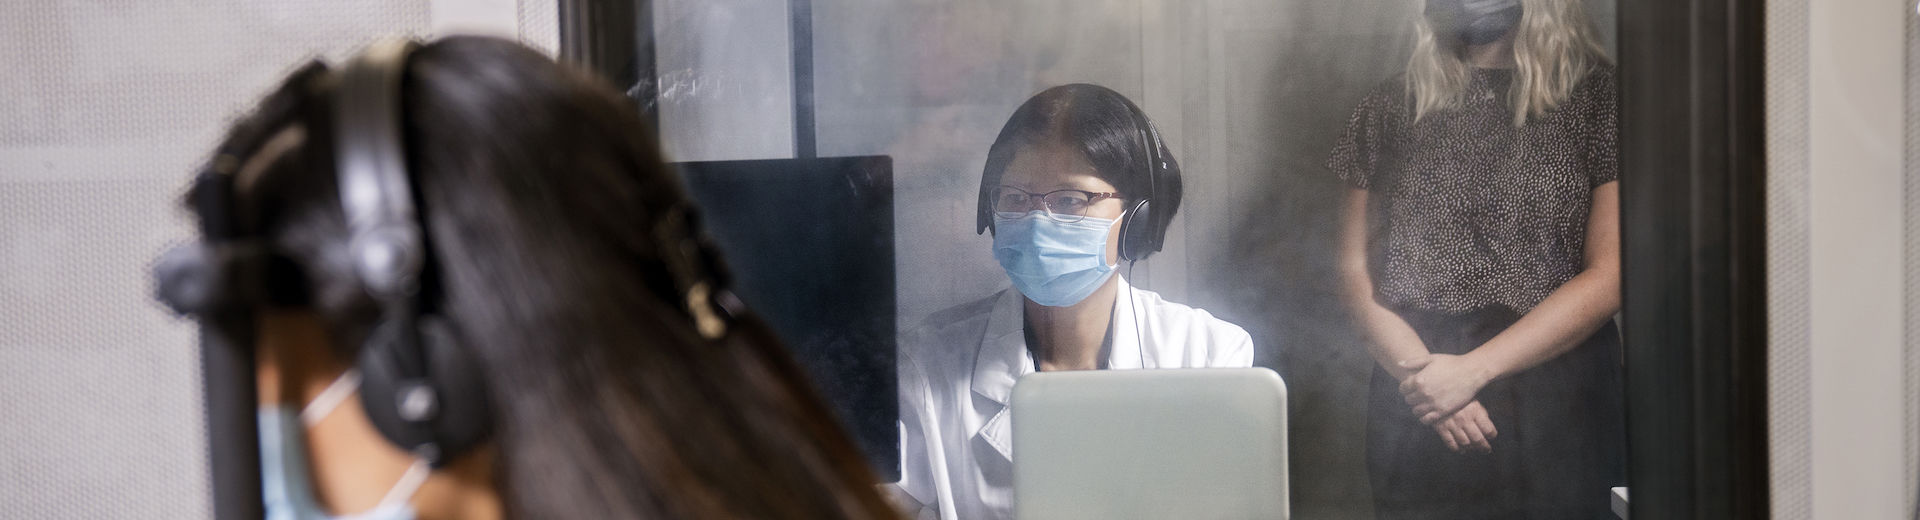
left=154, top=36, right=899, bottom=519
left=893, top=84, right=1254, bottom=520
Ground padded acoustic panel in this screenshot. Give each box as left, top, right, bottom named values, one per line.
left=0, top=177, right=204, bottom=519
left=1908, top=3, right=1920, bottom=516
left=1765, top=0, right=1812, bottom=518
left=517, top=0, right=559, bottom=56
left=0, top=1, right=548, bottom=517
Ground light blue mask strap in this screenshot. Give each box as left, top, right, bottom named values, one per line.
left=300, top=370, right=362, bottom=427
left=270, top=369, right=430, bottom=520
left=350, top=460, right=430, bottom=519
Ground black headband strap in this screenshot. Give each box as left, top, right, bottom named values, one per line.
left=334, top=40, right=425, bottom=302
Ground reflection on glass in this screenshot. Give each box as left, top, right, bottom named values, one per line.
left=1329, top=0, right=1624, bottom=517
left=893, top=85, right=1254, bottom=519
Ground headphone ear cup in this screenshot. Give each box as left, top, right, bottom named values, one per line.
left=153, top=240, right=272, bottom=317
left=153, top=241, right=223, bottom=316
left=357, top=321, right=427, bottom=454
left=356, top=317, right=491, bottom=466
left=416, top=316, right=491, bottom=462
left=1119, top=199, right=1154, bottom=262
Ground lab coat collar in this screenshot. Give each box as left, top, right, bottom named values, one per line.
left=971, top=275, right=1146, bottom=461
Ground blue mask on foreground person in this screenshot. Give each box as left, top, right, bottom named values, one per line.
left=991, top=210, right=1120, bottom=307
left=260, top=371, right=428, bottom=520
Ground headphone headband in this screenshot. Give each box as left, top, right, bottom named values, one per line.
left=1133, top=103, right=1164, bottom=216
left=335, top=40, right=425, bottom=301
left=326, top=40, right=495, bottom=468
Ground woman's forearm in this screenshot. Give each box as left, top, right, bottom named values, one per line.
left=1350, top=288, right=1434, bottom=381
left=1462, top=182, right=1621, bottom=382
left=1338, top=187, right=1430, bottom=381
left=1461, top=267, right=1619, bottom=382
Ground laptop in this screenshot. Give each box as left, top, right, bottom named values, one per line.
left=1011, top=368, right=1289, bottom=519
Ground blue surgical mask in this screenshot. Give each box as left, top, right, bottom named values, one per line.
left=991, top=210, right=1119, bottom=307
left=261, top=371, right=428, bottom=520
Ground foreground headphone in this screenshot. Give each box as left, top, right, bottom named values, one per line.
left=155, top=40, right=489, bottom=467
left=330, top=40, right=491, bottom=467
left=156, top=40, right=746, bottom=468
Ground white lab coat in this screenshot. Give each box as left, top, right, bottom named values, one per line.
left=893, top=276, right=1255, bottom=520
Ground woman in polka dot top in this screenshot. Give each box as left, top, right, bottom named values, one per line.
left=1328, top=0, right=1624, bottom=517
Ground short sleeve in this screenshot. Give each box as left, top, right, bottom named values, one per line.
left=1327, top=88, right=1395, bottom=190
left=1225, top=328, right=1254, bottom=368
left=1583, top=67, right=1620, bottom=187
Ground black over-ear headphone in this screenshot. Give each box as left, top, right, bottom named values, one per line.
left=330, top=40, right=490, bottom=467
left=155, top=40, right=747, bottom=469
left=1115, top=103, right=1169, bottom=262
left=155, top=40, right=490, bottom=468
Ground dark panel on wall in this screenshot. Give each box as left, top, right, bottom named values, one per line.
left=1618, top=0, right=1769, bottom=517
left=673, top=156, right=900, bottom=480
left=559, top=0, right=654, bottom=131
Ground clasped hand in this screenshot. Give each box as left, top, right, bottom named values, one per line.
left=1398, top=354, right=1498, bottom=453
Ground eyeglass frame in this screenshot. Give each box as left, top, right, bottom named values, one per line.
left=990, top=185, right=1126, bottom=222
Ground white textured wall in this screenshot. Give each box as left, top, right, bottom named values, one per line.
left=0, top=2, right=554, bottom=517
left=1766, top=0, right=1920, bottom=516
left=1805, top=0, right=1909, bottom=518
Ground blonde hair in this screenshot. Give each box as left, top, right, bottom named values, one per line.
left=1406, top=0, right=1610, bottom=126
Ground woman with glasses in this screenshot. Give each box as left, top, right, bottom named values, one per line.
left=891, top=84, right=1254, bottom=519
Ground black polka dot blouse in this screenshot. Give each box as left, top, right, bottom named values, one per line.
left=1327, top=65, right=1618, bottom=315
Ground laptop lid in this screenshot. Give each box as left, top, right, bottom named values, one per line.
left=1011, top=367, right=1289, bottom=519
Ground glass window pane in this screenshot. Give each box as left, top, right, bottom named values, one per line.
left=651, top=1, right=1628, bottom=517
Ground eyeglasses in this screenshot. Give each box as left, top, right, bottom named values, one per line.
left=991, top=186, right=1123, bottom=223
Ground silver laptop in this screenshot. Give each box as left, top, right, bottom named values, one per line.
left=1011, top=368, right=1289, bottom=519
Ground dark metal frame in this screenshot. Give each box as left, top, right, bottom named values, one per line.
left=559, top=0, right=653, bottom=132
left=559, top=0, right=1779, bottom=517
left=790, top=0, right=816, bottom=158
left=1618, top=0, right=1770, bottom=518
left=204, top=329, right=261, bottom=520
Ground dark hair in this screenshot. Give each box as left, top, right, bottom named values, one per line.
left=974, top=83, right=1184, bottom=250
left=202, top=36, right=897, bottom=519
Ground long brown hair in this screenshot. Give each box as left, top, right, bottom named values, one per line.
left=205, top=36, right=898, bottom=519
left=1406, top=0, right=1610, bottom=126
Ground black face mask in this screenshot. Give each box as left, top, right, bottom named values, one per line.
left=1427, top=0, right=1523, bottom=46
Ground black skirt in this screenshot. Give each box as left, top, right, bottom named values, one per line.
left=1366, top=307, right=1626, bottom=520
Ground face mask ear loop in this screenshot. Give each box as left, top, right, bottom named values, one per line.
left=299, top=369, right=363, bottom=427
left=366, top=459, right=431, bottom=514
left=297, top=367, right=431, bottom=517
left=1121, top=207, right=1144, bottom=369
left=1127, top=260, right=1146, bottom=369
